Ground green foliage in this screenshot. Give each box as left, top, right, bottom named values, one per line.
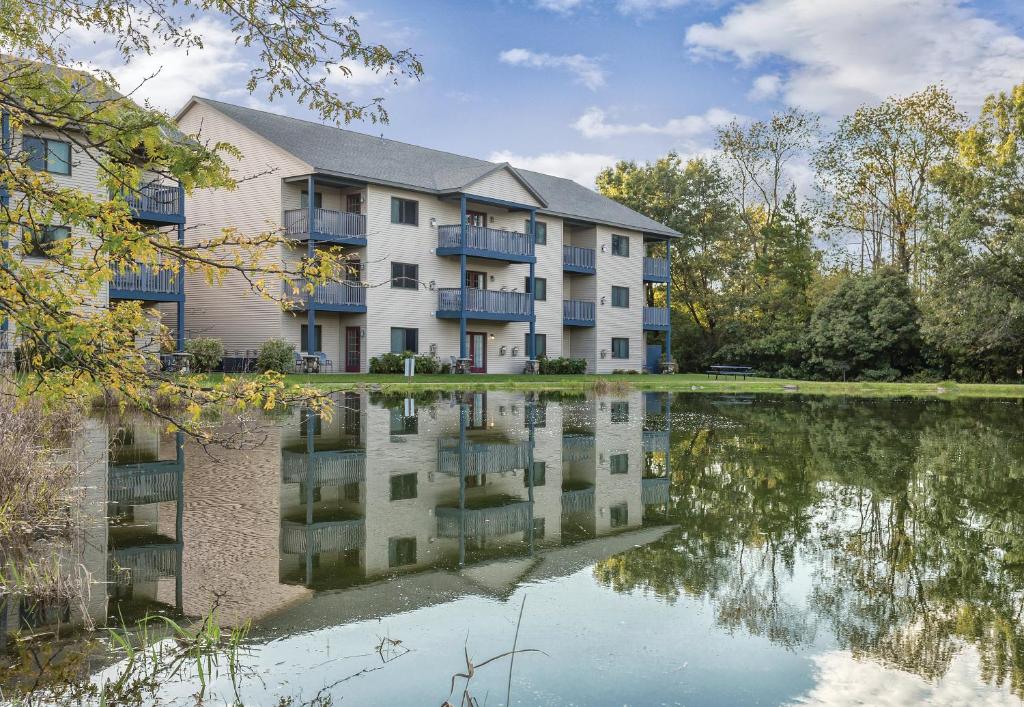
left=184, top=338, right=224, bottom=373
left=368, top=353, right=449, bottom=374
left=256, top=339, right=296, bottom=373
left=538, top=357, right=587, bottom=374
left=807, top=268, right=921, bottom=379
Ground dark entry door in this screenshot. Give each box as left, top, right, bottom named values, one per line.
left=345, top=327, right=361, bottom=372
left=468, top=331, right=487, bottom=373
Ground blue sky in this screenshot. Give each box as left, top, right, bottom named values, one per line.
left=78, top=0, right=1024, bottom=187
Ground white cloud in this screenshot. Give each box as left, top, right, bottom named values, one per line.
left=499, top=48, right=606, bottom=90
left=79, top=18, right=247, bottom=113
left=572, top=106, right=739, bottom=139
left=791, top=648, right=1019, bottom=707
left=535, top=0, right=587, bottom=12
left=685, top=0, right=1024, bottom=116
left=488, top=150, right=617, bottom=189
left=748, top=73, right=782, bottom=102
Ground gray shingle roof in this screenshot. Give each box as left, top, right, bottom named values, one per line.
left=187, top=97, right=679, bottom=238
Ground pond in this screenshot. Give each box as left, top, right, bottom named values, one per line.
left=4, top=390, right=1024, bottom=705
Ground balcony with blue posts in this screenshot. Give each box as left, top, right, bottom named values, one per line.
left=286, top=275, right=367, bottom=314
left=643, top=306, right=670, bottom=331
left=643, top=256, right=670, bottom=283
left=284, top=207, right=367, bottom=246
left=563, top=299, right=595, bottom=327
left=125, top=182, right=186, bottom=226
left=436, top=223, right=535, bottom=264
left=109, top=263, right=184, bottom=302
left=436, top=287, right=532, bottom=322
left=563, top=244, right=596, bottom=274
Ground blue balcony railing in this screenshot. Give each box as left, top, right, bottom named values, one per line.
left=284, top=208, right=367, bottom=242
left=125, top=184, right=183, bottom=222
left=437, top=438, right=532, bottom=476
left=563, top=245, right=596, bottom=274
left=437, top=287, right=532, bottom=321
left=437, top=224, right=534, bottom=261
left=289, top=280, right=366, bottom=311
left=110, top=264, right=180, bottom=298
left=643, top=257, right=670, bottom=282
left=643, top=306, right=670, bottom=330
left=563, top=299, right=595, bottom=326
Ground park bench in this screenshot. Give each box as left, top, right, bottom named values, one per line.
left=706, top=364, right=754, bottom=380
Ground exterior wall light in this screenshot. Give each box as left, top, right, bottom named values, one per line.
left=512, top=346, right=520, bottom=356
left=600, top=296, right=607, bottom=305
left=429, top=217, right=437, bottom=227
left=499, top=345, right=507, bottom=356
left=601, top=244, right=608, bottom=253
left=600, top=349, right=607, bottom=358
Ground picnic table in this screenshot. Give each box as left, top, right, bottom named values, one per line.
left=706, top=364, right=754, bottom=380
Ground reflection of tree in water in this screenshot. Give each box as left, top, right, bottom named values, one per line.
left=595, top=396, right=1024, bottom=697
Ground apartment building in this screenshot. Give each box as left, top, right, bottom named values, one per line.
left=174, top=97, right=677, bottom=373
left=0, top=108, right=187, bottom=355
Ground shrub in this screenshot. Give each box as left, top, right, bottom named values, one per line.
left=538, top=357, right=587, bottom=375
left=256, top=338, right=296, bottom=373
left=612, top=368, right=640, bottom=375
left=184, top=337, right=224, bottom=373
left=369, top=352, right=448, bottom=374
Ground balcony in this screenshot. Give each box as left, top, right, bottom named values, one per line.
left=643, top=257, right=670, bottom=283
left=125, top=184, right=184, bottom=225
left=643, top=306, right=670, bottom=331
left=562, top=433, right=596, bottom=463
left=110, top=543, right=181, bottom=583
left=435, top=501, right=532, bottom=540
left=563, top=299, right=595, bottom=327
left=561, top=486, right=595, bottom=515
left=563, top=245, right=596, bottom=275
left=437, top=438, right=532, bottom=476
left=436, top=288, right=532, bottom=322
left=284, top=208, right=367, bottom=246
left=280, top=519, right=365, bottom=555
left=288, top=280, right=366, bottom=313
left=436, top=224, right=535, bottom=263
left=281, top=449, right=366, bottom=486
left=642, top=477, right=671, bottom=506
left=109, top=461, right=182, bottom=505
left=110, top=264, right=182, bottom=302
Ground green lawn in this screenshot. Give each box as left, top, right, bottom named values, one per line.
left=203, top=372, right=1024, bottom=399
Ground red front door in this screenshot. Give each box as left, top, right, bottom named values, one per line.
left=467, top=331, right=487, bottom=373
left=345, top=327, right=361, bottom=372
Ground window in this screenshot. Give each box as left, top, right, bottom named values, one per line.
left=390, top=327, right=419, bottom=354
left=24, top=137, right=71, bottom=175
left=525, top=461, right=546, bottom=487
left=611, top=286, right=629, bottom=308
left=526, top=333, right=547, bottom=359
left=391, top=262, right=418, bottom=290
left=389, top=407, right=418, bottom=435
left=611, top=337, right=630, bottom=359
left=25, top=225, right=70, bottom=258
left=527, top=220, right=547, bottom=245
left=346, top=193, right=362, bottom=213
left=299, top=190, right=323, bottom=209
left=391, top=197, right=419, bottom=225
left=388, top=537, right=417, bottom=567
left=298, top=483, right=322, bottom=503
left=300, top=324, right=323, bottom=352
left=466, top=270, right=487, bottom=289
left=610, top=453, right=629, bottom=475
left=610, top=402, right=629, bottom=423
left=610, top=503, right=629, bottom=528
left=299, top=409, right=322, bottom=436
left=525, top=277, right=547, bottom=301
left=389, top=473, right=418, bottom=501
left=611, top=234, right=629, bottom=257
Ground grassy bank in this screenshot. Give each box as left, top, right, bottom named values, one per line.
left=200, top=372, right=1024, bottom=399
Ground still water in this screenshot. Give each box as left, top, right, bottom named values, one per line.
left=8, top=390, right=1024, bottom=705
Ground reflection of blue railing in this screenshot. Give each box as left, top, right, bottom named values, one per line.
left=280, top=519, right=365, bottom=555
left=437, top=438, right=532, bottom=475
left=110, top=543, right=181, bottom=583
left=562, top=434, right=595, bottom=462
left=561, top=487, right=595, bottom=514
left=109, top=461, right=182, bottom=505
left=281, top=449, right=366, bottom=486
left=436, top=501, right=532, bottom=539
left=642, top=477, right=670, bottom=505
left=642, top=429, right=670, bottom=453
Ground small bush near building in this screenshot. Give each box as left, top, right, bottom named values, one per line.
left=184, top=338, right=224, bottom=373
left=538, top=357, right=587, bottom=374
left=256, top=338, right=296, bottom=373
left=369, top=352, right=449, bottom=374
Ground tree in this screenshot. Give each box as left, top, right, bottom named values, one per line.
left=815, top=85, right=965, bottom=277
left=807, top=268, right=921, bottom=379
left=0, top=2, right=422, bottom=435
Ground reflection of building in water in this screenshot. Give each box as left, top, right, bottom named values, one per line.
left=106, top=423, right=184, bottom=623
left=279, top=390, right=674, bottom=591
